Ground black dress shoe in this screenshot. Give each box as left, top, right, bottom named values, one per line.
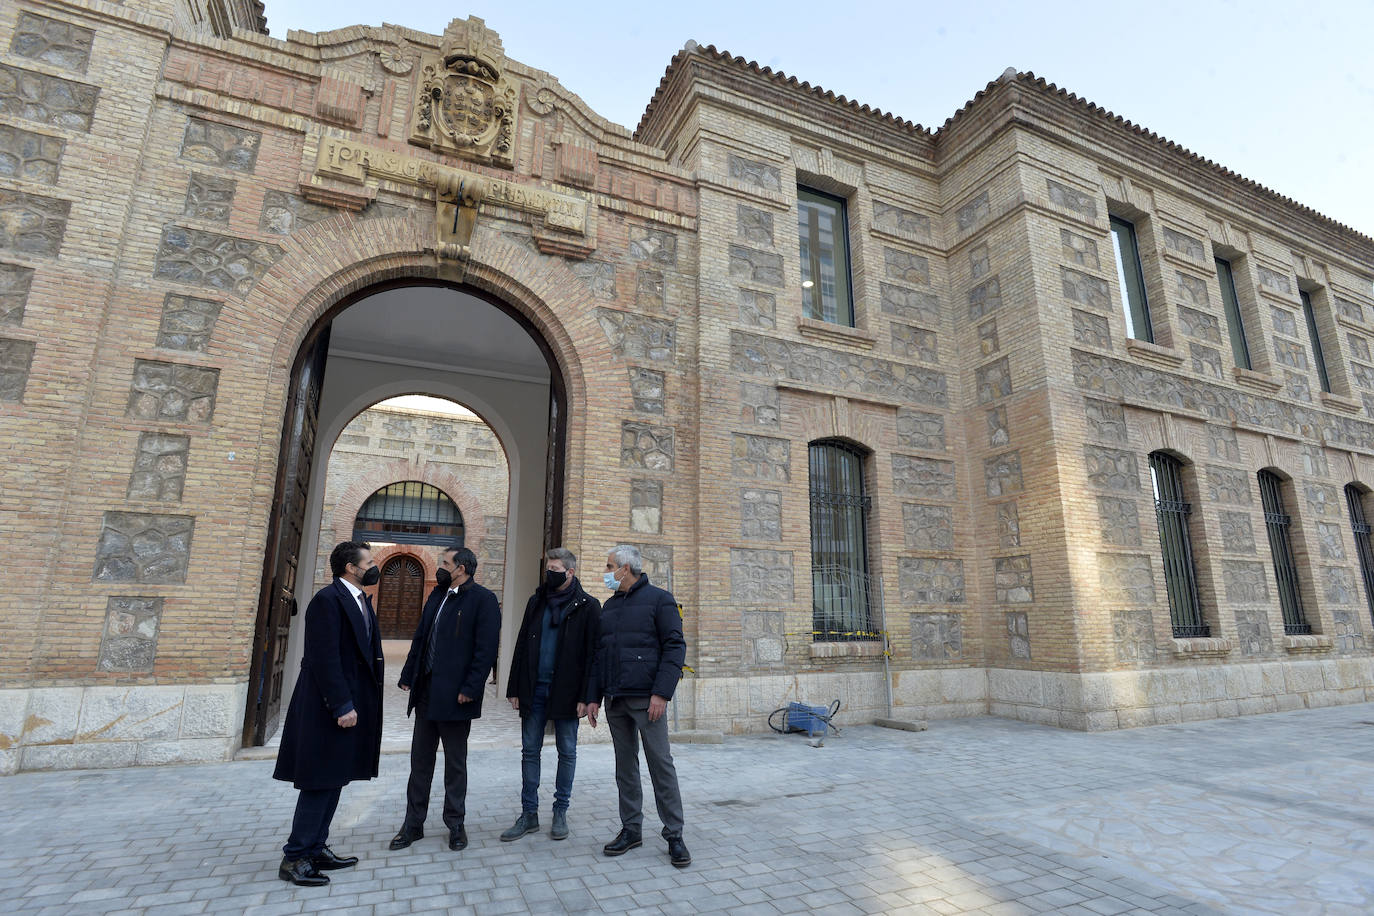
left=602, top=828, right=642, bottom=856
left=388, top=827, right=424, bottom=850
left=448, top=826, right=468, bottom=851
left=310, top=846, right=358, bottom=870
left=278, top=856, right=329, bottom=886
left=667, top=836, right=692, bottom=868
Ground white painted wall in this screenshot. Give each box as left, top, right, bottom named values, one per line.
left=277, top=353, right=550, bottom=732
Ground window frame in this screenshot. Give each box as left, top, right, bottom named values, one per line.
left=1149, top=451, right=1208, bottom=637
left=797, top=186, right=855, bottom=328
left=1258, top=470, right=1311, bottom=635
left=353, top=480, right=465, bottom=547
left=1300, top=289, right=1332, bottom=393
left=1215, top=256, right=1252, bottom=370
left=807, top=439, right=877, bottom=641
left=1111, top=216, right=1154, bottom=343
left=1346, top=484, right=1374, bottom=627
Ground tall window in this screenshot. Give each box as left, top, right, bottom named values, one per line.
left=808, top=440, right=875, bottom=640
left=1258, top=470, right=1310, bottom=635
left=1111, top=216, right=1153, bottom=343
left=354, top=481, right=464, bottom=546
left=1216, top=257, right=1251, bottom=370
left=1300, top=290, right=1332, bottom=393
left=798, top=188, right=854, bottom=327
left=1346, top=484, right=1374, bottom=625
left=1149, top=452, right=1207, bottom=637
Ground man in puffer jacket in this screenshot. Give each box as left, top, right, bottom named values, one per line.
left=585, top=544, right=690, bottom=868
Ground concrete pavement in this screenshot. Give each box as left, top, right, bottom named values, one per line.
left=5, top=702, right=1374, bottom=914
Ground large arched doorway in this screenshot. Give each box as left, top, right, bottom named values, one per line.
left=243, top=280, right=569, bottom=747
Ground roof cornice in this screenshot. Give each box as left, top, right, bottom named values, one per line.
left=636, top=47, right=1372, bottom=264
left=635, top=42, right=933, bottom=151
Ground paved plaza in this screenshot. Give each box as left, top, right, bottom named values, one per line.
left=4, top=702, right=1374, bottom=915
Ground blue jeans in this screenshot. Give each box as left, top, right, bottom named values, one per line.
left=520, top=682, right=578, bottom=813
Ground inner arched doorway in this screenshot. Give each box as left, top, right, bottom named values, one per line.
left=244, top=280, right=569, bottom=747
left=377, top=554, right=426, bottom=640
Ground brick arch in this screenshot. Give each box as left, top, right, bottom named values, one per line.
left=330, top=458, right=491, bottom=553
left=226, top=212, right=595, bottom=549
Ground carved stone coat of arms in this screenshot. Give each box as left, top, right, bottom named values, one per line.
left=410, top=17, right=516, bottom=169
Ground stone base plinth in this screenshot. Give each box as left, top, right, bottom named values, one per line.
left=0, top=683, right=245, bottom=774
left=989, top=658, right=1374, bottom=730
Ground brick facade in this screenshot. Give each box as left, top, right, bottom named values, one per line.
left=2, top=5, right=1373, bottom=772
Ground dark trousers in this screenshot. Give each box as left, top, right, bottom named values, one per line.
left=404, top=692, right=472, bottom=833
left=283, top=785, right=342, bottom=859
left=606, top=694, right=684, bottom=839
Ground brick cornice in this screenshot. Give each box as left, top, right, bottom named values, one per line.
left=997, top=75, right=1374, bottom=262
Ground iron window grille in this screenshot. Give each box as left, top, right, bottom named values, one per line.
left=1258, top=471, right=1310, bottom=635
left=1347, top=485, right=1374, bottom=627
left=808, top=440, right=877, bottom=641
left=353, top=480, right=464, bottom=547
left=1149, top=452, right=1209, bottom=637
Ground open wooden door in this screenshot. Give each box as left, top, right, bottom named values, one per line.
left=243, top=325, right=330, bottom=747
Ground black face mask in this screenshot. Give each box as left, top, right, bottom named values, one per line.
left=545, top=569, right=568, bottom=590
left=435, top=567, right=452, bottom=589
left=360, top=565, right=380, bottom=587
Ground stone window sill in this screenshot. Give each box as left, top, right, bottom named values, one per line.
left=1232, top=367, right=1283, bottom=394
left=1171, top=637, right=1234, bottom=658
left=1124, top=338, right=1185, bottom=369
left=810, top=640, right=885, bottom=659
left=1283, top=634, right=1334, bottom=654
left=796, top=317, right=877, bottom=349
left=1319, top=391, right=1364, bottom=415
left=1335, top=314, right=1369, bottom=334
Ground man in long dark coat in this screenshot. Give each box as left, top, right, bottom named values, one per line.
left=272, top=540, right=384, bottom=887
left=389, top=545, right=500, bottom=853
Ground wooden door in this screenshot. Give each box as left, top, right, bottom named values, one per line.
left=378, top=555, right=425, bottom=639
left=243, top=325, right=330, bottom=746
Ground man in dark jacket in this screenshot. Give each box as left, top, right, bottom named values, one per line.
left=500, top=547, right=600, bottom=842
left=585, top=544, right=690, bottom=868
left=273, top=541, right=384, bottom=887
left=389, top=546, right=500, bottom=853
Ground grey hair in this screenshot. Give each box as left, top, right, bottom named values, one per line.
left=545, top=547, right=577, bottom=569
left=610, top=544, right=643, bottom=574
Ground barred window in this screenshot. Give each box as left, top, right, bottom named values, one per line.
left=1259, top=470, right=1310, bottom=635
left=808, top=440, right=876, bottom=640
left=354, top=481, right=464, bottom=546
left=1347, top=484, right=1374, bottom=626
left=1149, top=451, right=1207, bottom=637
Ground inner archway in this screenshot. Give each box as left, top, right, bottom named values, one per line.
left=244, top=280, right=568, bottom=748
left=377, top=554, right=425, bottom=640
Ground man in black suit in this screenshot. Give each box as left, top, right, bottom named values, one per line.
left=273, top=541, right=384, bottom=887
left=390, top=546, right=500, bottom=852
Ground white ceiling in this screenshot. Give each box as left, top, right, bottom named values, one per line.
left=328, top=286, right=551, bottom=383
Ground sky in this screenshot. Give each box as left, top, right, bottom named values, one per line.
left=261, top=0, right=1374, bottom=239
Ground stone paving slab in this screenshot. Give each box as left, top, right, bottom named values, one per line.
left=5, top=704, right=1374, bottom=914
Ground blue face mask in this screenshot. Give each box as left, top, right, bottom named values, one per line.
left=603, top=569, right=619, bottom=592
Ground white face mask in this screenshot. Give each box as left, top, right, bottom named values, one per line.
left=603, top=569, right=619, bottom=592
